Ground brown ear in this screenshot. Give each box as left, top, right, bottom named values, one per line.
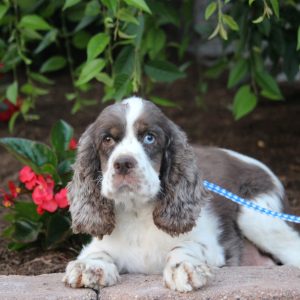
left=67, top=123, right=115, bottom=238
left=153, top=121, right=207, bottom=236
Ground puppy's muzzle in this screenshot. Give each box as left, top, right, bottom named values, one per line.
left=113, top=155, right=137, bottom=175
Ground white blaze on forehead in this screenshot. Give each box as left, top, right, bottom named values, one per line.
left=122, top=97, right=144, bottom=133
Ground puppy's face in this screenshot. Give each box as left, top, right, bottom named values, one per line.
left=95, top=98, right=167, bottom=207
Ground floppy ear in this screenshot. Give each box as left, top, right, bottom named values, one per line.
left=153, top=121, right=207, bottom=236
left=68, top=123, right=115, bottom=238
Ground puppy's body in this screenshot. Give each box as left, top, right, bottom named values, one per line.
left=64, top=97, right=300, bottom=292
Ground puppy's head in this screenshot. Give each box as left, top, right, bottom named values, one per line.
left=68, top=97, right=205, bottom=237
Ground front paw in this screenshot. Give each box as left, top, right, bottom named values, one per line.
left=163, top=261, right=213, bottom=292
left=63, top=259, right=120, bottom=290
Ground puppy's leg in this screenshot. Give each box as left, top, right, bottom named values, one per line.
left=63, top=238, right=119, bottom=289
left=238, top=193, right=300, bottom=267
left=163, top=241, right=224, bottom=292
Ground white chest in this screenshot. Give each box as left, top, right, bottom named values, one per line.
left=101, top=206, right=186, bottom=274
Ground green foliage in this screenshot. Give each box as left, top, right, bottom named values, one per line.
left=0, top=120, right=82, bottom=250
left=0, top=0, right=190, bottom=128
left=0, top=0, right=299, bottom=123
left=202, top=0, right=300, bottom=118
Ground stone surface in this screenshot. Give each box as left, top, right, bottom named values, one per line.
left=0, top=273, right=97, bottom=300
left=1, top=266, right=300, bottom=300
left=101, top=266, right=300, bottom=300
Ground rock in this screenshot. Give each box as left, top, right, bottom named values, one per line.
left=0, top=273, right=97, bottom=300
left=101, top=266, right=300, bottom=300
left=1, top=266, right=300, bottom=300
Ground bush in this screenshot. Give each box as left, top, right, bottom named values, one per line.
left=0, top=0, right=299, bottom=124
left=0, top=120, right=88, bottom=250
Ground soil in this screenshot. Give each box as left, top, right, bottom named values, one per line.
left=0, top=69, right=299, bottom=276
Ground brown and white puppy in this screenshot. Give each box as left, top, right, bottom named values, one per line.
left=63, top=97, right=300, bottom=292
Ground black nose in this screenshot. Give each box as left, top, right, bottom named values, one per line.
left=113, top=155, right=137, bottom=175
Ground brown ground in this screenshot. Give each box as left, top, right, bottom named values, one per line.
left=0, top=70, right=299, bottom=275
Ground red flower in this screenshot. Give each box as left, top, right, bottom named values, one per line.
left=0, top=98, right=22, bottom=122
left=19, top=166, right=37, bottom=190
left=1, top=181, right=20, bottom=207
left=8, top=181, right=21, bottom=198
left=32, top=175, right=57, bottom=213
left=54, top=188, right=69, bottom=208
left=69, top=138, right=77, bottom=150
left=36, top=206, right=44, bottom=215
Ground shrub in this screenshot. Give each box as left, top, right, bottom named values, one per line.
left=0, top=0, right=299, bottom=125
left=0, top=120, right=88, bottom=250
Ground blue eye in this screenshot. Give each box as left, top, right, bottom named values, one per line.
left=143, top=133, right=155, bottom=144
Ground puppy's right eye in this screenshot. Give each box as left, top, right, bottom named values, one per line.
left=103, top=135, right=115, bottom=145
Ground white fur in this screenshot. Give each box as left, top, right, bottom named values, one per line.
left=238, top=193, right=300, bottom=267
left=65, top=203, right=225, bottom=292
left=101, top=97, right=160, bottom=208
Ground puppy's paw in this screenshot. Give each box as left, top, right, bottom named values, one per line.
left=63, top=259, right=120, bottom=290
left=163, top=261, right=213, bottom=292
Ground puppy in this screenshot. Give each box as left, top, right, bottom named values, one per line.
left=63, top=97, right=300, bottom=292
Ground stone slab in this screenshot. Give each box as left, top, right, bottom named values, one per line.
left=0, top=273, right=97, bottom=300
left=1, top=266, right=300, bottom=300
left=101, top=266, right=300, bottom=300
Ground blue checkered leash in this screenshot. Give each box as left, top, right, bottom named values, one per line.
left=203, top=180, right=300, bottom=223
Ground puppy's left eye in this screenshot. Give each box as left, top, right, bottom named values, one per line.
left=143, top=133, right=155, bottom=145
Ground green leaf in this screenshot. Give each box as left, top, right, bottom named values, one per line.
left=113, top=73, right=131, bottom=101
left=13, top=220, right=42, bottom=243
left=45, top=213, right=71, bottom=248
left=233, top=85, right=257, bottom=120
left=19, top=15, right=52, bottom=31
left=34, top=29, right=58, bottom=54
left=63, top=0, right=81, bottom=10
left=249, top=0, right=255, bottom=5
left=21, top=83, right=48, bottom=96
left=101, top=0, right=117, bottom=13
left=118, top=30, right=136, bottom=39
left=0, top=138, right=57, bottom=171
left=14, top=202, right=40, bottom=222
left=95, top=72, right=113, bottom=87
left=204, top=59, right=227, bottom=79
left=146, top=28, right=166, bottom=59
left=65, top=93, right=76, bottom=101
left=87, top=33, right=110, bottom=61
left=223, top=14, right=239, bottom=31
left=6, top=81, right=18, bottom=105
left=255, top=71, right=283, bottom=100
left=72, top=30, right=91, bottom=50
left=145, top=60, right=185, bottom=83
left=0, top=4, right=9, bottom=20
left=297, top=26, right=300, bottom=51
left=8, top=112, right=20, bottom=134
left=85, top=0, right=101, bottom=16
left=29, top=72, right=54, bottom=85
left=118, top=8, right=139, bottom=25
left=261, top=89, right=282, bottom=100
left=150, top=96, right=177, bottom=108
left=252, top=15, right=264, bottom=24
left=204, top=2, right=217, bottom=20
left=40, top=164, right=61, bottom=183
left=51, top=120, right=74, bottom=155
left=44, top=214, right=71, bottom=248
left=269, top=0, right=279, bottom=18
left=40, top=56, right=67, bottom=73
left=76, top=59, right=106, bottom=86
left=114, top=46, right=134, bottom=75
left=123, top=0, right=151, bottom=14
left=227, top=59, right=248, bottom=88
